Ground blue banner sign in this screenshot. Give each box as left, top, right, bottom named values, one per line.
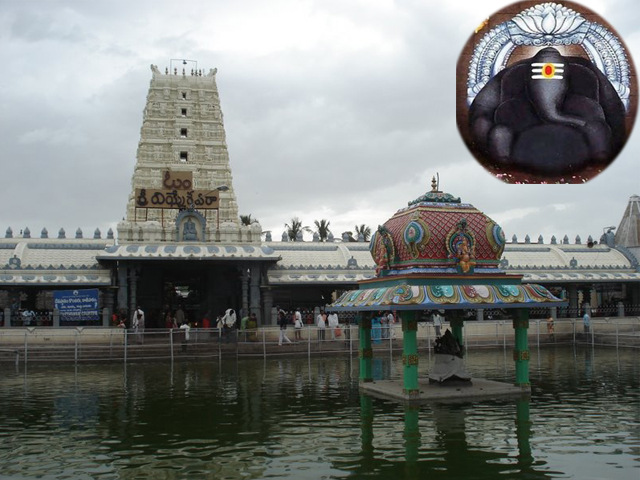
left=54, top=289, right=100, bottom=325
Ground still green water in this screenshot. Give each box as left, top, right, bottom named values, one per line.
left=0, top=347, right=638, bottom=479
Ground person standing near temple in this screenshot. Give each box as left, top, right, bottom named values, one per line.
left=433, top=310, right=443, bottom=337
left=387, top=311, right=396, bottom=340
left=294, top=309, right=303, bottom=342
left=239, top=311, right=249, bottom=342
left=132, top=305, right=145, bottom=344
left=293, top=308, right=303, bottom=340
left=380, top=312, right=388, bottom=339
left=546, top=316, right=555, bottom=337
left=223, top=308, right=236, bottom=329
left=202, top=311, right=212, bottom=329
left=371, top=313, right=382, bottom=344
left=278, top=310, right=292, bottom=346
left=175, top=306, right=186, bottom=326
left=583, top=310, right=591, bottom=335
left=165, top=310, right=176, bottom=329
left=240, top=312, right=249, bottom=331
left=180, top=321, right=191, bottom=352
left=328, top=312, right=339, bottom=340
left=223, top=308, right=237, bottom=343
left=317, top=311, right=327, bottom=342
left=216, top=312, right=225, bottom=342
left=247, top=313, right=258, bottom=341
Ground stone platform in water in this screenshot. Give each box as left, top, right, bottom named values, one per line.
left=360, top=377, right=530, bottom=403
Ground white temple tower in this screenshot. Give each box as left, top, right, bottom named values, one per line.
left=117, top=63, right=261, bottom=244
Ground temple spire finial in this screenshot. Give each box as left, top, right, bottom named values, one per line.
left=431, top=173, right=441, bottom=193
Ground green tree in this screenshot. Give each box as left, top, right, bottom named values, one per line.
left=355, top=224, right=371, bottom=242
left=285, top=217, right=311, bottom=241
left=314, top=219, right=331, bottom=242
left=240, top=214, right=258, bottom=226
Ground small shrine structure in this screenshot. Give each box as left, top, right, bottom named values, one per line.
left=327, top=178, right=566, bottom=401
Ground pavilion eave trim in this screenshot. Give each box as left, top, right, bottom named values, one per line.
left=327, top=283, right=565, bottom=311
left=327, top=302, right=567, bottom=312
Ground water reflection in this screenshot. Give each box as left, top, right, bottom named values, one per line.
left=347, top=395, right=557, bottom=479
left=0, top=347, right=637, bottom=479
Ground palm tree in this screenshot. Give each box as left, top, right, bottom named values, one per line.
left=355, top=224, right=371, bottom=242
left=285, top=217, right=311, bottom=241
left=314, top=219, right=331, bottom=242
left=240, top=214, right=257, bottom=226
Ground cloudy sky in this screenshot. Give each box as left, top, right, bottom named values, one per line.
left=1, top=0, right=638, bottom=244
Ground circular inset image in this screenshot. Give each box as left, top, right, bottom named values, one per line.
left=456, top=1, right=637, bottom=184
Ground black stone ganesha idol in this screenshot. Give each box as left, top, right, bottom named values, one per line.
left=457, top=1, right=636, bottom=183
left=469, top=47, right=626, bottom=176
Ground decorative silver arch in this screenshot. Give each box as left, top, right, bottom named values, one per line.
left=467, top=2, right=631, bottom=110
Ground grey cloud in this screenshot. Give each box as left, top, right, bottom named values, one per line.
left=7, top=6, right=91, bottom=44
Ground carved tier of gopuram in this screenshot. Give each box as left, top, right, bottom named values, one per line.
left=327, top=178, right=566, bottom=402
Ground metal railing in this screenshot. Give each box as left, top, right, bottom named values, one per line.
left=0, top=348, right=19, bottom=365
left=0, top=318, right=637, bottom=364
left=5, top=312, right=54, bottom=327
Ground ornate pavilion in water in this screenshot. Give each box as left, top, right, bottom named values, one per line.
left=328, top=178, right=566, bottom=400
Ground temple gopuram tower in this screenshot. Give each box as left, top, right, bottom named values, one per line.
left=117, top=63, right=261, bottom=243
left=101, top=63, right=278, bottom=324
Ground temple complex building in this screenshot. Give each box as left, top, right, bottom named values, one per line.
left=0, top=64, right=638, bottom=327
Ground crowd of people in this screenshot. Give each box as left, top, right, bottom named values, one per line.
left=276, top=307, right=368, bottom=345
left=111, top=304, right=602, bottom=349
left=115, top=305, right=270, bottom=346
left=370, top=311, right=397, bottom=343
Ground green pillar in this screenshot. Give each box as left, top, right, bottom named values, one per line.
left=403, top=404, right=420, bottom=465
left=360, top=395, right=374, bottom=460
left=513, top=309, right=530, bottom=387
left=449, top=310, right=465, bottom=355
left=402, top=311, right=419, bottom=399
left=359, top=314, right=373, bottom=382
left=516, top=397, right=533, bottom=470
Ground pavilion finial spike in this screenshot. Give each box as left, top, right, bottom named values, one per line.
left=431, top=173, right=441, bottom=193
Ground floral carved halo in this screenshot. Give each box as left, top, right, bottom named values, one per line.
left=467, top=2, right=632, bottom=111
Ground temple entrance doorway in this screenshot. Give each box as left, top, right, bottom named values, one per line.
left=135, top=261, right=243, bottom=328
left=163, top=269, right=206, bottom=327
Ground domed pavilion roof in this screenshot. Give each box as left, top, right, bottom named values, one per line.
left=329, top=178, right=565, bottom=312
left=369, top=178, right=505, bottom=277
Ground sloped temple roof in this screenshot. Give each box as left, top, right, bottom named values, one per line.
left=0, top=237, right=114, bottom=286
left=267, top=241, right=640, bottom=285
left=266, top=243, right=375, bottom=284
